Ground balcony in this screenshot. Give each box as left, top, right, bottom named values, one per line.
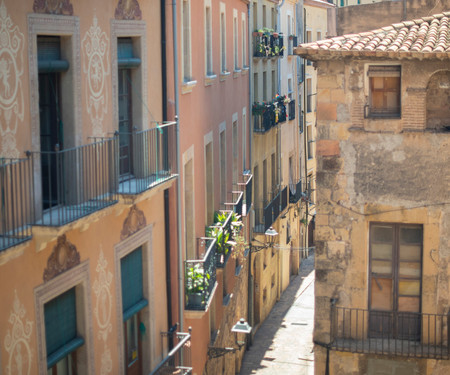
left=330, top=305, right=450, bottom=359
left=254, top=186, right=289, bottom=233
left=253, top=33, right=284, bottom=58
left=0, top=157, right=33, bottom=251
left=206, top=210, right=233, bottom=268
left=287, top=35, right=298, bottom=55
left=151, top=330, right=192, bottom=375
left=30, top=138, right=119, bottom=226
left=237, top=172, right=252, bottom=216
left=185, top=238, right=217, bottom=311
left=253, top=95, right=291, bottom=133
left=117, top=122, right=177, bottom=195
left=253, top=104, right=275, bottom=133
left=289, top=99, right=296, bottom=120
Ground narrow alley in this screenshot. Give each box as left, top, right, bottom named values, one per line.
left=240, top=252, right=315, bottom=375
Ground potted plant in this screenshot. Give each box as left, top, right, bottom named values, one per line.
left=186, top=263, right=209, bottom=306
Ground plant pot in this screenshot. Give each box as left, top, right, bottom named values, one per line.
left=258, top=31, right=263, bottom=37
left=252, top=31, right=258, bottom=37
left=273, top=32, right=279, bottom=38
left=187, top=293, right=203, bottom=307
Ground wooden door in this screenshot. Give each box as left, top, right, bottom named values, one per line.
left=124, top=313, right=142, bottom=375
left=369, top=224, right=422, bottom=340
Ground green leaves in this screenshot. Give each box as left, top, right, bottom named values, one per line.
left=186, top=263, right=209, bottom=294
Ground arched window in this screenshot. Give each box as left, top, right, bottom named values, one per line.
left=426, top=70, right=450, bottom=130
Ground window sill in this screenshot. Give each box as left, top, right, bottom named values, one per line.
left=233, top=69, right=241, bottom=78
left=204, top=74, right=217, bottom=86
left=220, top=71, right=231, bottom=81
left=181, top=79, right=197, bottom=94
left=242, top=66, right=249, bottom=74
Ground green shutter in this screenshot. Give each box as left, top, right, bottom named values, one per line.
left=117, top=37, right=141, bottom=68
left=38, top=36, right=69, bottom=73
left=121, top=247, right=148, bottom=321
left=44, top=287, right=84, bottom=368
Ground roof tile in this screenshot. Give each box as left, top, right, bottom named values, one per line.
left=298, top=12, right=450, bottom=57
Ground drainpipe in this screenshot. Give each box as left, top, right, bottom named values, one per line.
left=303, top=7, right=309, bottom=254
left=171, top=0, right=183, bottom=332
left=161, top=0, right=174, bottom=349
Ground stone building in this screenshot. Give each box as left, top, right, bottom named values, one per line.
left=296, top=11, right=450, bottom=375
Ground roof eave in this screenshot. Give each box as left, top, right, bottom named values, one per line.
left=294, top=47, right=450, bottom=61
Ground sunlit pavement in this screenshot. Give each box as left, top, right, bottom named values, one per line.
left=240, top=253, right=315, bottom=375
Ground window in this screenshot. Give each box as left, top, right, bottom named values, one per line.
left=307, top=124, right=313, bottom=159
left=271, top=70, right=276, bottom=99
left=233, top=10, right=238, bottom=70
left=253, top=72, right=258, bottom=102
left=368, top=65, right=401, bottom=118
left=306, top=78, right=312, bottom=113
left=45, top=288, right=83, bottom=374
left=220, top=128, right=226, bottom=203
left=205, top=2, right=213, bottom=75
left=369, top=223, right=422, bottom=340
left=220, top=3, right=227, bottom=73
left=117, top=37, right=141, bottom=177
left=242, top=14, right=247, bottom=68
left=182, top=0, right=192, bottom=81
left=242, top=108, right=247, bottom=170
left=263, top=71, right=267, bottom=101
left=262, top=5, right=266, bottom=27
left=317, top=31, right=322, bottom=41
left=232, top=120, right=238, bottom=184
left=263, top=159, right=267, bottom=204
left=271, top=153, right=276, bottom=193
left=306, top=30, right=312, bottom=66
left=253, top=2, right=258, bottom=31
left=184, top=157, right=195, bottom=259
left=121, top=247, right=148, bottom=374
left=205, top=140, right=214, bottom=224
left=271, top=8, right=276, bottom=29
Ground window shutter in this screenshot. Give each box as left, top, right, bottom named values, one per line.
left=121, top=247, right=148, bottom=321
left=38, top=36, right=69, bottom=73
left=118, top=37, right=141, bottom=68
left=44, top=288, right=84, bottom=368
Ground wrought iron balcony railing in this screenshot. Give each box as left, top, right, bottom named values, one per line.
left=185, top=238, right=217, bottom=310
left=117, top=122, right=178, bottom=195
left=253, top=34, right=284, bottom=58
left=151, top=330, right=192, bottom=375
left=289, top=179, right=302, bottom=203
left=224, top=191, right=243, bottom=217
left=330, top=305, right=450, bottom=359
left=237, top=172, right=252, bottom=216
left=0, top=157, right=34, bottom=251
left=253, top=108, right=275, bottom=133
left=30, top=138, right=119, bottom=227
left=254, top=186, right=289, bottom=233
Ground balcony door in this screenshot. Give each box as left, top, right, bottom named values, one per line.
left=118, top=68, right=133, bottom=178
left=369, top=223, right=422, bottom=341
left=38, top=36, right=68, bottom=210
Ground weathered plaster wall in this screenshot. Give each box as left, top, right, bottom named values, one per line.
left=313, top=57, right=450, bottom=374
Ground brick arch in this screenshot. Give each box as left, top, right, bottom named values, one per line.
left=426, top=70, right=450, bottom=130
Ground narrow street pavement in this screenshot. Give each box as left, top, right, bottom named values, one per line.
left=240, top=252, right=315, bottom=375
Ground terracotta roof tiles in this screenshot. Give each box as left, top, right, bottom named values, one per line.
left=295, top=12, right=450, bottom=60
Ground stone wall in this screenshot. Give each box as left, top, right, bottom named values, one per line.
left=313, top=57, right=450, bottom=374
left=336, top=0, right=448, bottom=35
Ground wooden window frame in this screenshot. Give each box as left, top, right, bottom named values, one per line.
left=367, top=66, right=401, bottom=118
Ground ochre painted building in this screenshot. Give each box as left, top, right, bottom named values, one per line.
left=296, top=11, right=450, bottom=375
left=0, top=0, right=185, bottom=374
